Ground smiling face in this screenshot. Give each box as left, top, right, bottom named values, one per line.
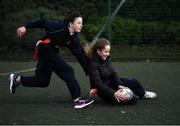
left=97, top=45, right=111, bottom=60
left=69, top=17, right=83, bottom=33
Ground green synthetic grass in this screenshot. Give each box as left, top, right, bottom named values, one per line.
left=0, top=61, right=180, bottom=125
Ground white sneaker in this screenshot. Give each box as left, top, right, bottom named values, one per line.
left=74, top=98, right=94, bottom=108
left=144, top=91, right=157, bottom=99
left=9, top=73, right=19, bottom=94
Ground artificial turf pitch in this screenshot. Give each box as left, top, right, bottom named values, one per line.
left=0, top=61, right=180, bottom=125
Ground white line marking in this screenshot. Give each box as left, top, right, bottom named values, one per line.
left=0, top=68, right=35, bottom=76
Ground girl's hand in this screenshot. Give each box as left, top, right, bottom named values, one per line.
left=17, top=26, right=26, bottom=37
left=114, top=89, right=130, bottom=102
left=89, top=88, right=97, bottom=96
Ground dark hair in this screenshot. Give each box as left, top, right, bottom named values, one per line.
left=64, top=10, right=82, bottom=26
left=84, top=38, right=110, bottom=58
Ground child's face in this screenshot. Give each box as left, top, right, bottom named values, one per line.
left=69, top=17, right=83, bottom=33
left=97, top=45, right=111, bottom=60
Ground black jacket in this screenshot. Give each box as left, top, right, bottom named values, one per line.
left=87, top=53, right=120, bottom=98
left=25, top=18, right=88, bottom=74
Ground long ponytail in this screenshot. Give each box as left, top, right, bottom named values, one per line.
left=84, top=41, right=95, bottom=59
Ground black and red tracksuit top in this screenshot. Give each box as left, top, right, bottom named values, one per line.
left=25, top=18, right=88, bottom=74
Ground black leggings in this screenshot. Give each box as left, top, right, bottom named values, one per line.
left=118, top=77, right=145, bottom=97
left=97, top=77, right=145, bottom=105
left=21, top=44, right=81, bottom=100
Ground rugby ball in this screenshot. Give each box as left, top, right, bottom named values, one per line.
left=118, top=88, right=133, bottom=101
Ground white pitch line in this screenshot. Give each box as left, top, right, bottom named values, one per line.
left=0, top=68, right=35, bottom=76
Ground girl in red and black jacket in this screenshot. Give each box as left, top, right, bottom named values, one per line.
left=85, top=38, right=156, bottom=104
left=9, top=11, right=94, bottom=108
